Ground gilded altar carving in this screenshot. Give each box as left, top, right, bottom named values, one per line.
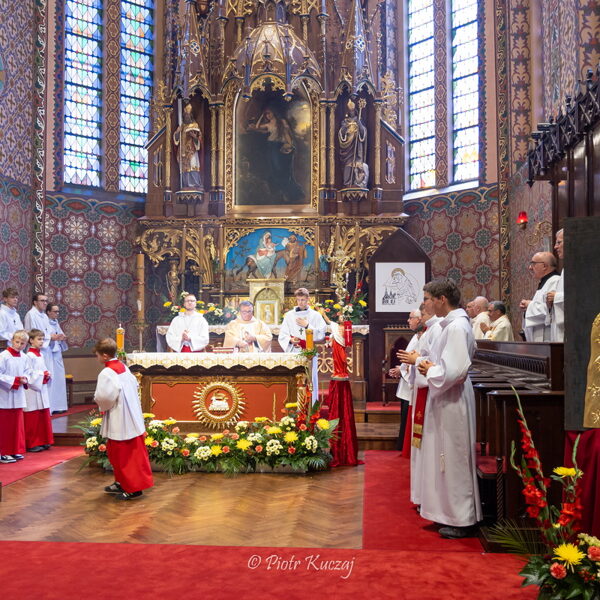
left=193, top=380, right=246, bottom=427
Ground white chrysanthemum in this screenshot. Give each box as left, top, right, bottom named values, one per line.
left=148, top=420, right=165, bottom=431
left=235, top=421, right=249, bottom=432
left=161, top=438, right=177, bottom=451
left=303, top=436, right=318, bottom=452
left=266, top=439, right=283, bottom=456
left=194, top=446, right=212, bottom=461
left=280, top=416, right=295, bottom=428
left=184, top=437, right=199, bottom=445
left=247, top=432, right=263, bottom=443
left=86, top=436, right=98, bottom=449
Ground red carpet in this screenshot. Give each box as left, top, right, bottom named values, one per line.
left=0, top=446, right=85, bottom=486
left=0, top=541, right=535, bottom=599
left=363, top=450, right=482, bottom=552
left=367, top=401, right=401, bottom=412
left=51, top=404, right=96, bottom=419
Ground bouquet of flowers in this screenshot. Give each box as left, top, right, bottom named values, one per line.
left=315, top=294, right=367, bottom=324
left=489, top=392, right=599, bottom=599
left=78, top=404, right=339, bottom=476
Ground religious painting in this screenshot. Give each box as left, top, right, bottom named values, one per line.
left=374, top=262, right=425, bottom=313
left=255, top=299, right=278, bottom=325
left=235, top=87, right=311, bottom=206
left=224, top=227, right=316, bottom=291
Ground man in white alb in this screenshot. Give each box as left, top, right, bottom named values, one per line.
left=520, top=252, right=561, bottom=342
left=223, top=301, right=272, bottom=352
left=46, top=303, right=69, bottom=413
left=0, top=288, right=24, bottom=343
left=278, top=288, right=326, bottom=403
left=546, top=229, right=564, bottom=342
left=166, top=294, right=209, bottom=352
left=24, top=293, right=52, bottom=372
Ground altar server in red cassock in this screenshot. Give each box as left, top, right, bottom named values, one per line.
left=0, top=330, right=31, bottom=463
left=93, top=338, right=153, bottom=500
left=24, top=329, right=54, bottom=452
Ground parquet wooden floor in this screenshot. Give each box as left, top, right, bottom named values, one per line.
left=0, top=456, right=364, bottom=549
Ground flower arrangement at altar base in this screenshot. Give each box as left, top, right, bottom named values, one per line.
left=162, top=291, right=237, bottom=325
left=314, top=293, right=367, bottom=324
left=488, top=392, right=599, bottom=599
left=77, top=405, right=339, bottom=476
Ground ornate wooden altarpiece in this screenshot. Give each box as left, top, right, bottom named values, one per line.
left=136, top=0, right=420, bottom=401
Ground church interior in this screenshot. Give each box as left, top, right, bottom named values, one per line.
left=1, top=0, right=600, bottom=597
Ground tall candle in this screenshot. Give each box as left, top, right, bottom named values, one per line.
left=116, top=324, right=125, bottom=352
left=136, top=253, right=145, bottom=321
left=354, top=221, right=360, bottom=269
left=305, top=328, right=314, bottom=350
left=334, top=222, right=341, bottom=250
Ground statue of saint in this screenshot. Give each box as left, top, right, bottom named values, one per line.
left=166, top=260, right=180, bottom=303
left=338, top=98, right=369, bottom=188
left=173, top=103, right=203, bottom=190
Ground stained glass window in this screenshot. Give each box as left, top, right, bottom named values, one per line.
left=63, top=0, right=103, bottom=187
left=119, top=0, right=154, bottom=193
left=451, top=0, right=479, bottom=181
left=407, top=0, right=436, bottom=189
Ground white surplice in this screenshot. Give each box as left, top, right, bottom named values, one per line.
left=95, top=360, right=146, bottom=441
left=0, top=305, right=24, bottom=342
left=550, top=269, right=564, bottom=342
left=410, top=316, right=442, bottom=506
left=0, top=349, right=31, bottom=409
left=523, top=274, right=561, bottom=342
left=418, top=308, right=482, bottom=527
left=396, top=333, right=419, bottom=402
left=166, top=312, right=209, bottom=352
left=471, top=311, right=491, bottom=340
left=25, top=350, right=50, bottom=411
left=278, top=307, right=326, bottom=403
left=46, top=317, right=69, bottom=412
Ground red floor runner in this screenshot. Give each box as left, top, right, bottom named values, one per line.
left=366, top=401, right=401, bottom=412
left=362, top=450, right=482, bottom=552
left=51, top=404, right=96, bottom=419
left=0, top=541, right=535, bottom=600
left=0, top=446, right=85, bottom=486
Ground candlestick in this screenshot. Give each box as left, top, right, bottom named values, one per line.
left=354, top=221, right=361, bottom=269
left=136, top=253, right=145, bottom=321
left=180, top=224, right=187, bottom=273
left=116, top=324, right=125, bottom=352
left=305, top=328, right=314, bottom=350
left=198, top=223, right=204, bottom=291
left=219, top=223, right=225, bottom=271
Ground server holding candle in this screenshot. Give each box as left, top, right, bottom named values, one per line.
left=278, top=288, right=326, bottom=404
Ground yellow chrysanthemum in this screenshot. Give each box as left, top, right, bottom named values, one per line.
left=553, top=543, right=586, bottom=567
left=163, top=301, right=172, bottom=307
left=211, top=433, right=224, bottom=441
left=285, top=402, right=298, bottom=409
left=208, top=306, right=215, bottom=312
left=358, top=300, right=367, bottom=307
left=325, top=299, right=334, bottom=304
left=186, top=432, right=199, bottom=438
left=90, top=418, right=103, bottom=427
left=210, top=445, right=223, bottom=456
left=144, top=436, right=155, bottom=446
left=267, top=426, right=282, bottom=435
left=316, top=418, right=331, bottom=430
left=236, top=439, right=252, bottom=451
left=163, top=418, right=177, bottom=426
left=142, top=413, right=155, bottom=419
left=553, top=467, right=579, bottom=478
left=333, top=303, right=341, bottom=309
left=255, top=416, right=268, bottom=422
left=284, top=431, right=298, bottom=443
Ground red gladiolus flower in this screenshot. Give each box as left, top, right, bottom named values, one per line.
left=526, top=505, right=540, bottom=518
left=222, top=446, right=230, bottom=453
left=549, top=563, right=567, bottom=579
left=588, top=546, right=600, bottom=561
left=557, top=514, right=572, bottom=527
left=98, top=444, right=106, bottom=452
left=288, top=447, right=296, bottom=454
left=181, top=449, right=190, bottom=457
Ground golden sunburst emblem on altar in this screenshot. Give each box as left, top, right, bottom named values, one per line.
left=192, top=380, right=245, bottom=428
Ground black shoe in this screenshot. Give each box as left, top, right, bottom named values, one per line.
left=438, top=525, right=475, bottom=539
left=114, top=491, right=143, bottom=501
left=27, top=446, right=44, bottom=453
left=13, top=454, right=25, bottom=461
left=104, top=482, right=124, bottom=494
left=0, top=455, right=17, bottom=463
left=42, top=444, right=51, bottom=450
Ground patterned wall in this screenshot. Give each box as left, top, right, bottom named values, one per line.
left=44, top=193, right=144, bottom=348
left=403, top=184, right=501, bottom=304
left=0, top=0, right=35, bottom=184
left=0, top=174, right=34, bottom=314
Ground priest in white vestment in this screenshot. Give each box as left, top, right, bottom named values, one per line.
left=223, top=301, right=272, bottom=352
left=547, top=229, right=564, bottom=342
left=24, top=293, right=53, bottom=386
left=481, top=301, right=514, bottom=341
left=46, top=304, right=69, bottom=413
left=466, top=296, right=490, bottom=340
left=166, top=294, right=209, bottom=352
left=520, top=252, right=561, bottom=342
left=416, top=279, right=482, bottom=539
left=278, top=288, right=326, bottom=403
left=0, top=288, right=24, bottom=342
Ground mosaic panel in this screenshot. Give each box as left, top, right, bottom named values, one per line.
left=403, top=184, right=500, bottom=304
left=0, top=1, right=35, bottom=183
left=44, top=193, right=144, bottom=348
